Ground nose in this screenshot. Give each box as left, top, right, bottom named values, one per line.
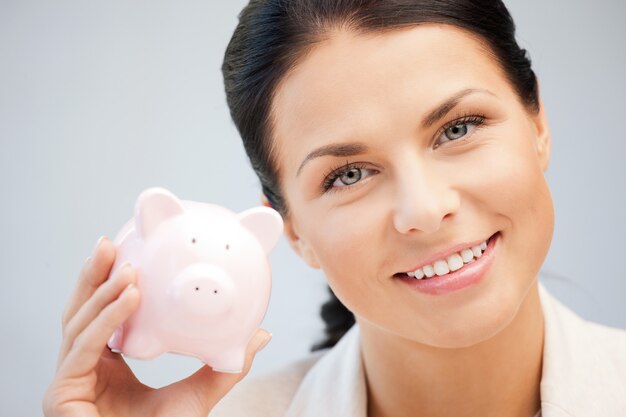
left=392, top=158, right=460, bottom=235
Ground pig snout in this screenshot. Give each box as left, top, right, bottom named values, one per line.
left=170, top=264, right=235, bottom=316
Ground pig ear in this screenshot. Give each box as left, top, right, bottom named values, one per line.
left=134, top=187, right=185, bottom=239
left=237, top=206, right=284, bottom=254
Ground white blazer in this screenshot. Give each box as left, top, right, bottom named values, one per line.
left=211, top=283, right=626, bottom=416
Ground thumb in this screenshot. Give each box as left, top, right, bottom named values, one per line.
left=172, top=328, right=272, bottom=411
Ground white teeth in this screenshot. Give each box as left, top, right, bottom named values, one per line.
left=433, top=260, right=450, bottom=276
left=422, top=264, right=435, bottom=278
left=460, top=248, right=474, bottom=263
left=446, top=253, right=464, bottom=271
left=402, top=238, right=490, bottom=280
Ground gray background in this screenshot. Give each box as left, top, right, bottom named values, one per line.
left=1, top=1, right=625, bottom=416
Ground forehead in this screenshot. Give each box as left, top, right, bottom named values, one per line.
left=271, top=24, right=510, bottom=172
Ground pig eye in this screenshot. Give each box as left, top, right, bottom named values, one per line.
left=225, top=244, right=230, bottom=250
left=191, top=238, right=196, bottom=244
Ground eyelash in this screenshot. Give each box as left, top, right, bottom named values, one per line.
left=434, top=113, right=487, bottom=148
left=321, top=113, right=487, bottom=193
left=322, top=161, right=373, bottom=194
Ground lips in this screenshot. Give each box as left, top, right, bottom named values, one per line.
left=394, top=233, right=496, bottom=279
left=394, top=232, right=500, bottom=295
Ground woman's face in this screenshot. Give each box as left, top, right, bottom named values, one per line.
left=270, top=24, right=554, bottom=348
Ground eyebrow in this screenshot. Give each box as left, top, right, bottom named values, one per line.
left=296, top=88, right=494, bottom=177
left=422, top=88, right=494, bottom=127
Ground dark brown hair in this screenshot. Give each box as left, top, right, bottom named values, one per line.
left=222, top=0, right=538, bottom=351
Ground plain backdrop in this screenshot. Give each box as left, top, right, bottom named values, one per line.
left=1, top=1, right=625, bottom=416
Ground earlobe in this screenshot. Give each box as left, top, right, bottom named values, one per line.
left=283, top=219, right=322, bottom=270
left=260, top=193, right=272, bottom=208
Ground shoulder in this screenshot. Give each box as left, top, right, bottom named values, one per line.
left=539, top=283, right=626, bottom=414
left=541, top=284, right=626, bottom=364
left=580, top=317, right=626, bottom=369
left=209, top=350, right=327, bottom=417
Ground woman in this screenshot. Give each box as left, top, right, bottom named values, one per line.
left=43, top=1, right=626, bottom=416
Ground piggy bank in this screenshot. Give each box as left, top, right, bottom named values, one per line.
left=106, top=187, right=283, bottom=373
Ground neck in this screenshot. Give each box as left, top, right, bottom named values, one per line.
left=359, top=283, right=544, bottom=417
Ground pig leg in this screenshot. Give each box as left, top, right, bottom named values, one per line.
left=210, top=347, right=246, bottom=374
left=121, top=330, right=164, bottom=359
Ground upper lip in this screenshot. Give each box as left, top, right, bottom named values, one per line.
left=398, top=232, right=497, bottom=274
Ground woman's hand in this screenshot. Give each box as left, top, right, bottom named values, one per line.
left=43, top=236, right=271, bottom=417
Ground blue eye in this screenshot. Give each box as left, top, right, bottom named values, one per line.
left=445, top=124, right=468, bottom=139
left=322, top=162, right=377, bottom=193
left=435, top=115, right=486, bottom=148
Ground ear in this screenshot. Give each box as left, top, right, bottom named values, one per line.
left=283, top=217, right=322, bottom=270
left=135, top=187, right=185, bottom=239
left=530, top=82, right=551, bottom=172
left=238, top=206, right=284, bottom=254
left=260, top=193, right=272, bottom=208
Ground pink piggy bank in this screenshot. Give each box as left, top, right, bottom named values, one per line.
left=106, top=187, right=283, bottom=373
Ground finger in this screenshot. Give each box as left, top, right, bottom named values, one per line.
left=62, top=236, right=116, bottom=328
left=57, top=263, right=137, bottom=365
left=58, top=283, right=140, bottom=379
left=169, top=328, right=272, bottom=411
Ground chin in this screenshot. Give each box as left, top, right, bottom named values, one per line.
left=413, top=283, right=531, bottom=349
left=428, top=310, right=517, bottom=349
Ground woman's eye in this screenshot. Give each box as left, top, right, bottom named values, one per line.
left=445, top=124, right=469, bottom=140
left=335, top=167, right=364, bottom=187
left=323, top=164, right=376, bottom=192
left=435, top=116, right=485, bottom=148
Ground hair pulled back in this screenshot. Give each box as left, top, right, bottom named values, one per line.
left=222, top=0, right=538, bottom=351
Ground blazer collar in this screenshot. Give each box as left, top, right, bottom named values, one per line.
left=537, top=283, right=623, bottom=416
left=284, top=282, right=613, bottom=417
left=284, top=321, right=367, bottom=417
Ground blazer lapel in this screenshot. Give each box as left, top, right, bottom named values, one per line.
left=538, top=282, right=625, bottom=416
left=284, top=324, right=367, bottom=417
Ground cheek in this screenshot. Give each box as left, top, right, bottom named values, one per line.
left=460, top=127, right=554, bottom=276
left=305, top=202, right=386, bottom=303
left=456, top=126, right=553, bottom=225
left=490, top=136, right=554, bottom=239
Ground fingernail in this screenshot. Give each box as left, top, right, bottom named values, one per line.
left=91, top=235, right=107, bottom=257
left=256, top=332, right=272, bottom=353
left=119, top=262, right=133, bottom=274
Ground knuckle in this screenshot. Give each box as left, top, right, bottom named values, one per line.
left=239, top=359, right=254, bottom=378
left=101, top=302, right=122, bottom=330
left=62, top=319, right=76, bottom=341
left=61, top=308, right=70, bottom=328
left=72, top=331, right=87, bottom=352
left=237, top=368, right=251, bottom=382
left=84, top=267, right=101, bottom=288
